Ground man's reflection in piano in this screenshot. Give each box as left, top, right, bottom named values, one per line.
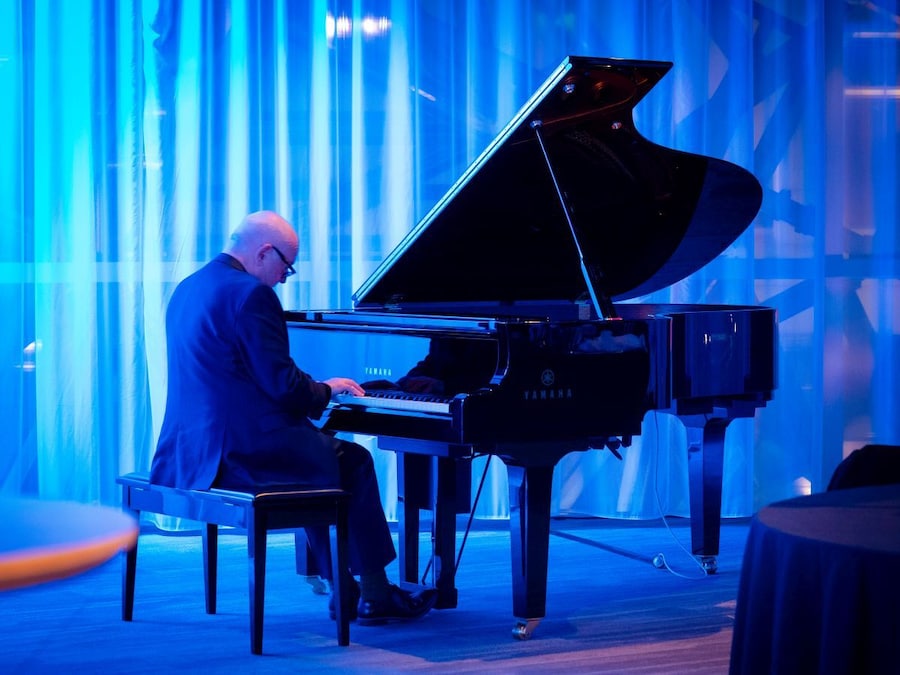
left=364, top=337, right=499, bottom=396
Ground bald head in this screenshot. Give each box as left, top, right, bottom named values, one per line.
left=225, top=210, right=299, bottom=286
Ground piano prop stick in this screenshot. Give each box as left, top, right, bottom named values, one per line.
left=286, top=56, right=774, bottom=639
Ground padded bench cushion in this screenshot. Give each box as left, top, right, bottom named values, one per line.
left=118, top=472, right=347, bottom=530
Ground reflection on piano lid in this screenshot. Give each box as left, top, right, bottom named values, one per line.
left=353, top=56, right=762, bottom=319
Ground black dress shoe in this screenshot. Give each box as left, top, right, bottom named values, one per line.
left=357, top=584, right=438, bottom=625
left=329, top=578, right=361, bottom=622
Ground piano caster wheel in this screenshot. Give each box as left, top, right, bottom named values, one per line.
left=512, top=619, right=541, bottom=640
left=698, top=556, right=718, bottom=575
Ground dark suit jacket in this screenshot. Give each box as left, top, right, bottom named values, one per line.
left=150, top=253, right=340, bottom=491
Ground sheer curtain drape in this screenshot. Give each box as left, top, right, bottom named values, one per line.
left=2, top=1, right=897, bottom=521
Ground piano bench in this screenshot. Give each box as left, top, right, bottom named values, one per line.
left=115, top=472, right=351, bottom=654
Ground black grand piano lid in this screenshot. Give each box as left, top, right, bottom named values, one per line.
left=353, top=55, right=763, bottom=312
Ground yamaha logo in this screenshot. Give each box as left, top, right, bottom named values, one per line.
left=522, top=368, right=573, bottom=401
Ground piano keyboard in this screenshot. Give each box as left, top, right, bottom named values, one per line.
left=333, top=390, right=452, bottom=415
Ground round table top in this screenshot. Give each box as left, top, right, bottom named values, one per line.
left=0, top=496, right=138, bottom=591
left=757, top=483, right=900, bottom=554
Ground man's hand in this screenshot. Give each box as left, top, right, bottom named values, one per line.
left=323, top=377, right=366, bottom=398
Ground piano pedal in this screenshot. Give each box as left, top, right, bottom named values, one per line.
left=588, top=437, right=628, bottom=459
left=512, top=618, right=541, bottom=640
left=607, top=442, right=623, bottom=460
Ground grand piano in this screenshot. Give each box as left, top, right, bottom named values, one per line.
left=285, top=56, right=776, bottom=639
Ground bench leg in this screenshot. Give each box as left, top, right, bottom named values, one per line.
left=202, top=523, right=218, bottom=614
left=122, top=531, right=137, bottom=621
left=121, top=497, right=138, bottom=622
left=248, top=511, right=267, bottom=655
left=331, top=501, right=351, bottom=647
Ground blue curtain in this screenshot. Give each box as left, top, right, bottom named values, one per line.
left=2, top=0, right=897, bottom=520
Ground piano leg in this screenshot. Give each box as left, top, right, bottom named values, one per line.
left=397, top=453, right=428, bottom=590
left=397, top=452, right=460, bottom=609
left=505, top=461, right=553, bottom=640
left=432, top=456, right=460, bottom=609
left=683, top=415, right=730, bottom=574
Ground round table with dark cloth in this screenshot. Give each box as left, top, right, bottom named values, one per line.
left=729, top=483, right=900, bottom=675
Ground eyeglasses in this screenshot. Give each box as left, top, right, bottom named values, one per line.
left=271, top=245, right=296, bottom=279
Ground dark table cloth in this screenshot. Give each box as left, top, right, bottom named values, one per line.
left=730, top=483, right=900, bottom=674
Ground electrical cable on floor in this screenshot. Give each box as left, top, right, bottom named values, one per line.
left=455, top=454, right=492, bottom=573
left=420, top=454, right=492, bottom=585
left=652, top=412, right=709, bottom=580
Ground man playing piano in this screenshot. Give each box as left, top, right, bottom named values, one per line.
left=149, top=210, right=437, bottom=625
